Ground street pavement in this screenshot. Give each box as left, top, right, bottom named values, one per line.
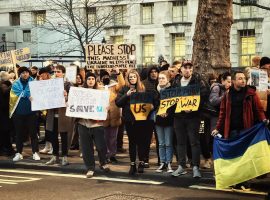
left=0, top=135, right=270, bottom=199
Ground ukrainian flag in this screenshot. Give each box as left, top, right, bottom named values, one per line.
left=213, top=123, right=270, bottom=189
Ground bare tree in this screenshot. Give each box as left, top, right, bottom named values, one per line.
left=35, top=0, right=127, bottom=57
left=192, top=0, right=233, bottom=76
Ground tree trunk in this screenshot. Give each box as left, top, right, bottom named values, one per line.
left=192, top=0, right=233, bottom=77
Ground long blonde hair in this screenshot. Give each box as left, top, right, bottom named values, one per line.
left=125, top=69, right=145, bottom=92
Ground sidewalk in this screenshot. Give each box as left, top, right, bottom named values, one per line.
left=0, top=136, right=269, bottom=193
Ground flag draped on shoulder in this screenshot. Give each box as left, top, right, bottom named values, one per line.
left=213, top=123, right=270, bottom=189
left=9, top=77, right=32, bottom=118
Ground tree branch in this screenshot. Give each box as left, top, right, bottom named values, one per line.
left=233, top=1, right=270, bottom=11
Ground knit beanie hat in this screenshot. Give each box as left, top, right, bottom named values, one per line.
left=18, top=66, right=30, bottom=76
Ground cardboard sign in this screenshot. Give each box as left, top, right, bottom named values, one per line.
left=85, top=44, right=136, bottom=69
left=130, top=92, right=154, bottom=120
left=0, top=47, right=31, bottom=67
left=29, top=78, right=66, bottom=111
left=65, top=66, right=77, bottom=83
left=12, top=47, right=31, bottom=64
left=0, top=51, right=13, bottom=67
left=66, top=87, right=110, bottom=120
left=157, top=85, right=200, bottom=115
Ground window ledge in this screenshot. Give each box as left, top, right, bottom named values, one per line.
left=104, top=25, right=130, bottom=30
left=163, top=22, right=192, bottom=27
left=234, top=18, right=264, bottom=23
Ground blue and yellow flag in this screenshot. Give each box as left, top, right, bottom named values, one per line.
left=213, top=123, right=270, bottom=189
left=9, top=77, right=32, bottom=118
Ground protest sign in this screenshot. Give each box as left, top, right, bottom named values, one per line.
left=130, top=92, right=154, bottom=120
left=29, top=78, right=66, bottom=111
left=12, top=47, right=31, bottom=64
left=66, top=87, right=110, bottom=120
left=65, top=66, right=77, bottom=83
left=85, top=44, right=136, bottom=69
left=250, top=69, right=269, bottom=111
left=0, top=51, right=13, bottom=67
left=157, top=85, right=200, bottom=115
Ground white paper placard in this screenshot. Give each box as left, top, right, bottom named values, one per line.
left=65, top=66, right=77, bottom=83
left=250, top=69, right=268, bottom=91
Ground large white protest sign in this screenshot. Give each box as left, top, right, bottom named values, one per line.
left=66, top=87, right=110, bottom=120
left=65, top=66, right=77, bottom=83
left=85, top=44, right=136, bottom=69
left=29, top=78, right=66, bottom=111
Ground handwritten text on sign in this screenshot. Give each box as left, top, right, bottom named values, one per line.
left=157, top=85, right=200, bottom=115
left=66, top=87, right=110, bottom=120
left=29, top=78, right=66, bottom=111
left=86, top=44, right=136, bottom=69
left=0, top=51, right=13, bottom=67
left=130, top=92, right=154, bottom=121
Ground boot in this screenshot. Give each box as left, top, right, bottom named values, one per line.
left=129, top=163, right=137, bottom=175
left=138, top=161, right=144, bottom=173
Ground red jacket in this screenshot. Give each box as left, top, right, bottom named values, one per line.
left=216, top=86, right=266, bottom=139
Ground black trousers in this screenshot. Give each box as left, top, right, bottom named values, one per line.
left=13, top=114, right=38, bottom=154
left=125, top=121, right=153, bottom=163
left=51, top=118, right=68, bottom=156
left=117, top=117, right=125, bottom=149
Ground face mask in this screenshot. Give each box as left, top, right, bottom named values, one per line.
left=102, top=77, right=110, bottom=85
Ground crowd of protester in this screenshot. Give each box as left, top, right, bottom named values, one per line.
left=0, top=55, right=270, bottom=181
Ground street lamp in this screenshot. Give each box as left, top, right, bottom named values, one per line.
left=101, top=37, right=106, bottom=44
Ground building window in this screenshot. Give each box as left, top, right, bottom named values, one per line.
left=113, top=5, right=127, bottom=26
left=172, top=33, right=186, bottom=61
left=23, top=30, right=31, bottom=42
left=34, top=11, right=46, bottom=26
left=172, top=1, right=187, bottom=22
left=142, top=35, right=155, bottom=64
left=239, top=29, right=255, bottom=67
left=87, top=7, right=97, bottom=26
left=10, top=12, right=20, bottom=26
left=112, top=36, right=124, bottom=44
left=141, top=3, right=154, bottom=24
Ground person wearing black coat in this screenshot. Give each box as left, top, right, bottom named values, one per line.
left=115, top=69, right=156, bottom=175
left=0, top=80, right=14, bottom=156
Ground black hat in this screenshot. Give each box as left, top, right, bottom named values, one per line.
left=181, top=60, right=193, bottom=67
left=85, top=72, right=96, bottom=80
left=260, top=57, right=270, bottom=67
left=39, top=66, right=51, bottom=75
left=100, top=70, right=110, bottom=80
left=18, top=66, right=30, bottom=75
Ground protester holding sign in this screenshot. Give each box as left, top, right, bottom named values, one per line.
left=10, top=67, right=40, bottom=162
left=155, top=71, right=175, bottom=173
left=171, top=60, right=209, bottom=178
left=99, top=67, right=125, bottom=163
left=45, top=65, right=73, bottom=166
left=77, top=72, right=110, bottom=178
left=116, top=69, right=155, bottom=175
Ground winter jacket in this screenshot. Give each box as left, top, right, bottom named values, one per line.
left=209, top=83, right=226, bottom=110
left=0, top=82, right=12, bottom=131
left=216, top=86, right=266, bottom=139
left=102, top=73, right=125, bottom=127
left=172, top=73, right=209, bottom=118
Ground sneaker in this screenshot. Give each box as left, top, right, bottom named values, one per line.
left=33, top=152, right=41, bottom=161
left=39, top=142, right=52, bottom=154
left=13, top=153, right=23, bottom=162
left=167, top=163, right=174, bottom=173
left=110, top=156, right=118, bottom=163
left=61, top=156, right=69, bottom=166
left=202, top=159, right=212, bottom=169
left=171, top=165, right=187, bottom=177
left=45, top=156, right=60, bottom=165
left=86, top=170, right=94, bottom=178
left=193, top=166, right=202, bottom=178
left=144, top=162, right=149, bottom=168
left=129, top=163, right=137, bottom=175
left=100, top=164, right=110, bottom=172
left=156, top=163, right=166, bottom=173
left=48, top=148, right=53, bottom=155
left=138, top=162, right=144, bottom=173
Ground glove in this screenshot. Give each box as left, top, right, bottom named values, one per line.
left=263, top=119, right=269, bottom=126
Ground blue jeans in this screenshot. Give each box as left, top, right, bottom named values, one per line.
left=155, top=125, right=173, bottom=163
